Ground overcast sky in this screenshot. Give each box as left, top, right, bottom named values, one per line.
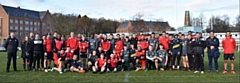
left=0, top=0, right=239, bottom=28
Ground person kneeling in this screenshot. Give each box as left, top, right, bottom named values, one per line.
left=51, top=49, right=66, bottom=74
left=106, top=54, right=118, bottom=73
left=156, top=44, right=169, bottom=71
left=92, top=53, right=107, bottom=74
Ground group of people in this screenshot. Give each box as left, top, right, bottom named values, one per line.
left=4, top=30, right=236, bottom=75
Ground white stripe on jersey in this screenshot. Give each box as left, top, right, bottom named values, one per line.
left=34, top=40, right=43, bottom=44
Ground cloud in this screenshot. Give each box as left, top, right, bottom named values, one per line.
left=0, top=0, right=21, bottom=6
left=29, top=0, right=45, bottom=4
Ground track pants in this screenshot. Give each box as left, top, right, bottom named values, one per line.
left=194, top=53, right=204, bottom=71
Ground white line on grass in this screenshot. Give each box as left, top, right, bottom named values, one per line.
left=124, top=73, right=129, bottom=82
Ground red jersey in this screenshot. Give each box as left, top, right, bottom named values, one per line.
left=115, top=40, right=123, bottom=51
left=43, top=38, right=53, bottom=52
left=137, top=35, right=142, bottom=40
left=96, top=58, right=106, bottom=67
left=136, top=50, right=146, bottom=57
left=78, top=40, right=89, bottom=53
left=65, top=51, right=74, bottom=59
left=114, top=53, right=121, bottom=60
left=222, top=37, right=236, bottom=54
left=101, top=40, right=111, bottom=52
left=55, top=39, right=64, bottom=51
left=159, top=37, right=170, bottom=50
left=110, top=59, right=118, bottom=68
left=137, top=40, right=149, bottom=50
left=67, top=37, right=78, bottom=51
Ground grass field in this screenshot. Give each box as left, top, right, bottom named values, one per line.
left=0, top=52, right=239, bottom=82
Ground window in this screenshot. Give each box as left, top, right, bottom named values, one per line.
left=20, top=20, right=23, bottom=24
left=10, top=26, right=14, bottom=30
left=20, top=26, right=23, bottom=30
left=15, top=32, right=18, bottom=37
left=34, top=28, right=37, bottom=31
left=30, top=27, right=33, bottom=31
left=25, top=21, right=29, bottom=25
left=10, top=19, right=13, bottom=23
left=34, top=22, right=37, bottom=25
left=43, top=23, right=45, bottom=26
left=15, top=20, right=18, bottom=24
left=15, top=26, right=18, bottom=30
left=0, top=17, right=2, bottom=26
left=20, top=33, right=23, bottom=37
left=25, top=27, right=29, bottom=31
left=38, top=22, right=40, bottom=26
left=30, top=21, right=33, bottom=25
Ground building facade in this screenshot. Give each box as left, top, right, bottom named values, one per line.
left=0, top=4, right=52, bottom=45
left=116, top=20, right=172, bottom=33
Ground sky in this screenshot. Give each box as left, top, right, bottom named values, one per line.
left=0, top=0, right=239, bottom=28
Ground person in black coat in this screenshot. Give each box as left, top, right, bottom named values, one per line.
left=4, top=32, right=19, bottom=72
left=21, top=36, right=33, bottom=71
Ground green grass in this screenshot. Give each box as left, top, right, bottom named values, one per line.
left=0, top=52, right=239, bottom=82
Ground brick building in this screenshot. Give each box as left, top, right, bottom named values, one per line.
left=0, top=4, right=52, bottom=45
left=116, top=20, right=172, bottom=33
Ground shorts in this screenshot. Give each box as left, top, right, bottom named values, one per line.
left=45, top=52, right=53, bottom=60
left=74, top=50, right=79, bottom=56
left=108, top=67, right=116, bottom=71
left=224, top=54, right=235, bottom=60
left=80, top=52, right=88, bottom=58
left=60, top=57, right=65, bottom=61
left=136, top=56, right=141, bottom=60
left=181, top=52, right=187, bottom=56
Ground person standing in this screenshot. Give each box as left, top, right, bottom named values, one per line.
left=181, top=35, right=189, bottom=71
left=78, top=35, right=89, bottom=68
left=32, top=33, right=44, bottom=71
left=89, top=34, right=98, bottom=54
left=192, top=32, right=205, bottom=74
left=148, top=32, right=158, bottom=51
left=222, top=31, right=236, bottom=74
left=43, top=33, right=53, bottom=72
left=67, top=32, right=79, bottom=59
left=206, top=30, right=220, bottom=73
left=130, top=34, right=138, bottom=49
left=4, top=32, right=19, bottom=72
left=170, top=34, right=182, bottom=70
left=159, top=31, right=171, bottom=70
left=186, top=34, right=194, bottom=71
left=29, top=32, right=34, bottom=70
left=21, top=36, right=33, bottom=71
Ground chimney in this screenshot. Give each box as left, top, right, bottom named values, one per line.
left=184, top=11, right=191, bottom=26
left=17, top=6, right=20, bottom=9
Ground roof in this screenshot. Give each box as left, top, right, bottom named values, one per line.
left=118, top=21, right=170, bottom=28
left=2, top=5, right=48, bottom=20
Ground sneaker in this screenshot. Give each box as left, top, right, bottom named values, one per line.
left=216, top=70, right=219, bottom=74
left=44, top=69, right=48, bottom=72
left=113, top=68, right=117, bottom=73
left=160, top=68, right=164, bottom=71
left=122, top=69, right=124, bottom=72
left=208, top=70, right=212, bottom=73
left=51, top=67, right=56, bottom=72
left=222, top=70, right=228, bottom=74
left=106, top=69, right=110, bottom=73
left=59, top=71, right=63, bottom=74
left=231, top=70, right=236, bottom=75
left=79, top=70, right=85, bottom=73
left=33, top=69, right=36, bottom=72
left=63, top=68, right=67, bottom=72
left=194, top=71, right=199, bottom=73
left=135, top=68, right=140, bottom=72
left=201, top=71, right=204, bottom=74
left=144, top=68, right=148, bottom=72
left=38, top=68, right=41, bottom=71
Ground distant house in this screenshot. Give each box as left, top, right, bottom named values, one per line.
left=0, top=4, right=52, bottom=45
left=116, top=20, right=172, bottom=33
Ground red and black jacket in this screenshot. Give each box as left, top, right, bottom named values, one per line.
left=115, top=39, right=123, bottom=52
left=137, top=39, right=149, bottom=50
left=43, top=38, right=53, bottom=52
left=101, top=39, right=111, bottom=52
left=66, top=37, right=78, bottom=51
left=78, top=40, right=89, bottom=53
left=54, top=39, right=65, bottom=53
left=136, top=49, right=146, bottom=58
